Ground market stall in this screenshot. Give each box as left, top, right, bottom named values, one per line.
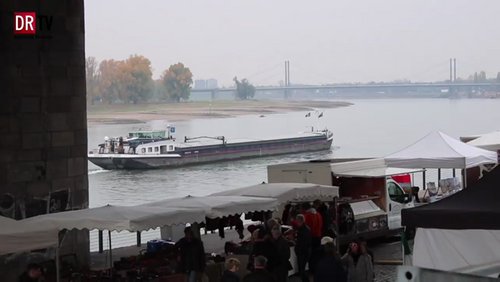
left=210, top=182, right=339, bottom=203
left=2, top=196, right=278, bottom=281
left=0, top=216, right=58, bottom=256
left=385, top=131, right=497, bottom=188
left=402, top=166, right=500, bottom=271
left=467, top=131, right=500, bottom=152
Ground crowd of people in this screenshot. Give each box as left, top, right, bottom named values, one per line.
left=171, top=200, right=375, bottom=282
left=17, top=200, right=372, bottom=282
left=217, top=201, right=374, bottom=282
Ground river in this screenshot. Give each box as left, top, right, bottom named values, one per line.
left=87, top=98, right=500, bottom=250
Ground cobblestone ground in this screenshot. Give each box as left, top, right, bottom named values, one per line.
left=372, top=238, right=404, bottom=282
left=375, top=265, right=398, bottom=282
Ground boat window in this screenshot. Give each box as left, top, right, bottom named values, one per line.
left=160, top=145, right=167, bottom=153
left=169, top=145, right=174, bottom=151
left=141, top=148, right=146, bottom=154
left=148, top=147, right=152, bottom=153
left=154, top=147, right=159, bottom=152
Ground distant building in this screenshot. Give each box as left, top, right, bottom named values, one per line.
left=194, top=79, right=218, bottom=89
left=207, top=79, right=218, bottom=89
left=194, top=79, right=207, bottom=89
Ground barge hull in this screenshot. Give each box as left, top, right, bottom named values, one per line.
left=89, top=139, right=332, bottom=169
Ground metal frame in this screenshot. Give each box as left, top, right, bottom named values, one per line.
left=397, top=266, right=499, bottom=282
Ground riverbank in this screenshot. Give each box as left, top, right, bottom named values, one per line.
left=87, top=100, right=352, bottom=124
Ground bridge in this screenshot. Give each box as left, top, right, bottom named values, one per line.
left=192, top=82, right=500, bottom=93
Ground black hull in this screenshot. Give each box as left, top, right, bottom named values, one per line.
left=89, top=138, right=332, bottom=170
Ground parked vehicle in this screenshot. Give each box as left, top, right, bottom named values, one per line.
left=267, top=158, right=422, bottom=243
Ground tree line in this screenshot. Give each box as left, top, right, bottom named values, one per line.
left=86, top=55, right=256, bottom=105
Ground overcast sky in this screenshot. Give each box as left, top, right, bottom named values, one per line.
left=85, top=0, right=500, bottom=87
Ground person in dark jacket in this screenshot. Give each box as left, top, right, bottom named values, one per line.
left=248, top=226, right=274, bottom=272
left=176, top=226, right=206, bottom=282
left=314, top=242, right=347, bottom=282
left=269, top=224, right=291, bottom=282
left=243, top=256, right=275, bottom=282
left=221, top=258, right=241, bottom=282
left=294, top=214, right=312, bottom=282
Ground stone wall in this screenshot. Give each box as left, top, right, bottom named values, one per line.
left=0, top=0, right=89, bottom=275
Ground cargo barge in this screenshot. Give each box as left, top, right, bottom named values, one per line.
left=88, top=128, right=333, bottom=169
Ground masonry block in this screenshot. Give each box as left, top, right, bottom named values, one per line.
left=48, top=113, right=70, bottom=131
left=52, top=177, right=74, bottom=191
left=46, top=159, right=68, bottom=179
left=67, top=157, right=85, bottom=177
left=51, top=131, right=75, bottom=147
left=21, top=97, right=41, bottom=113
left=22, top=133, right=46, bottom=149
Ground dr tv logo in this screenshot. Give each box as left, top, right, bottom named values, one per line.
left=14, top=12, right=53, bottom=38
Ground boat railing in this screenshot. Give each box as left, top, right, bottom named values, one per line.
left=184, top=136, right=226, bottom=144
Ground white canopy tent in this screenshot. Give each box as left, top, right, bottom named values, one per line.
left=1, top=197, right=277, bottom=281
left=413, top=228, right=500, bottom=271
left=330, top=158, right=425, bottom=177
left=210, top=183, right=339, bottom=203
left=144, top=195, right=279, bottom=218
left=385, top=131, right=498, bottom=169
left=0, top=216, right=59, bottom=256
left=403, top=166, right=500, bottom=274
left=467, top=131, right=500, bottom=152
left=21, top=204, right=206, bottom=232
left=1, top=195, right=278, bottom=256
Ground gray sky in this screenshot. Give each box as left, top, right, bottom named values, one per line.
left=85, top=0, right=500, bottom=87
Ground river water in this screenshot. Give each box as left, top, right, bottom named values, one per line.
left=87, top=98, right=500, bottom=249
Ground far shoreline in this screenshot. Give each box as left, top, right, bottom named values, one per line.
left=87, top=100, right=353, bottom=125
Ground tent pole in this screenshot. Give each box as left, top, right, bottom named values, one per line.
left=463, top=168, right=468, bottom=188
left=108, top=230, right=113, bottom=271
left=423, top=170, right=426, bottom=189
left=56, top=244, right=60, bottom=282
left=55, top=231, right=67, bottom=282
left=98, top=230, right=103, bottom=253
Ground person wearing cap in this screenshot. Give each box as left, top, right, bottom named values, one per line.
left=18, top=263, right=44, bottom=282
left=320, top=236, right=334, bottom=246
left=294, top=214, right=312, bottom=282
left=176, top=226, right=206, bottom=282
left=314, top=242, right=346, bottom=282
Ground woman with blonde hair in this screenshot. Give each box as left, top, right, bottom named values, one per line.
left=221, top=258, right=241, bottom=282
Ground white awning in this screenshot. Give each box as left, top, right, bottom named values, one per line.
left=413, top=228, right=500, bottom=271
left=385, top=131, right=498, bottom=169
left=467, top=131, right=500, bottom=152
left=330, top=158, right=424, bottom=177
left=0, top=216, right=59, bottom=256
left=144, top=195, right=279, bottom=218
left=211, top=183, right=339, bottom=203
left=21, top=205, right=206, bottom=232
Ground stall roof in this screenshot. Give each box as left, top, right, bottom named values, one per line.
left=385, top=131, right=498, bottom=169
left=330, top=158, right=424, bottom=177
left=144, top=195, right=279, bottom=218
left=467, top=131, right=500, bottom=152
left=0, top=195, right=276, bottom=255
left=210, top=183, right=339, bottom=203
left=21, top=204, right=206, bottom=232
left=0, top=216, right=59, bottom=256
left=402, top=166, right=500, bottom=229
